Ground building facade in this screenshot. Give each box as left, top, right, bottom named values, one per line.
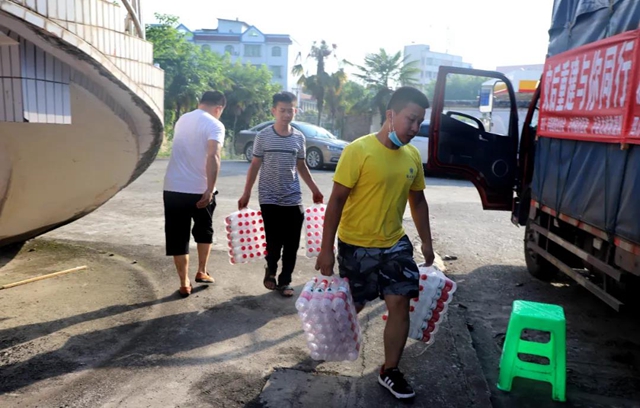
left=179, top=19, right=293, bottom=91
left=403, top=44, right=472, bottom=88
left=0, top=0, right=164, bottom=247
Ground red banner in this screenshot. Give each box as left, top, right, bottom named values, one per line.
left=538, top=29, right=640, bottom=144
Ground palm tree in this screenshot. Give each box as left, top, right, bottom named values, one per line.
left=349, top=48, right=420, bottom=125
left=291, top=40, right=338, bottom=125
left=323, top=69, right=348, bottom=131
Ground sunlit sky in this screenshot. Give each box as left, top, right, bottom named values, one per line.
left=142, top=0, right=555, bottom=72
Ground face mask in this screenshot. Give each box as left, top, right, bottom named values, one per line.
left=388, top=113, right=406, bottom=147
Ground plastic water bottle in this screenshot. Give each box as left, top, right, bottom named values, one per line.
left=304, top=204, right=327, bottom=258
left=381, top=264, right=457, bottom=346
left=295, top=278, right=318, bottom=312
left=226, top=208, right=267, bottom=265
left=296, top=275, right=361, bottom=362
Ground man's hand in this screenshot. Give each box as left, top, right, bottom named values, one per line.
left=238, top=192, right=250, bottom=210
left=312, top=189, right=324, bottom=204
left=315, top=249, right=335, bottom=276
left=421, top=241, right=435, bottom=267
left=196, top=188, right=214, bottom=209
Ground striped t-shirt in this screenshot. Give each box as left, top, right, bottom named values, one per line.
left=253, top=125, right=306, bottom=206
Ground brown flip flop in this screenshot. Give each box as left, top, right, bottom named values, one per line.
left=179, top=285, right=192, bottom=298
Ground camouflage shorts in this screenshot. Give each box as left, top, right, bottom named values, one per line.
left=337, top=235, right=419, bottom=306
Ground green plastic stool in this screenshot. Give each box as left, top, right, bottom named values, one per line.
left=497, top=300, right=566, bottom=402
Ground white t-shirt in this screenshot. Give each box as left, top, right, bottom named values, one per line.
left=163, top=109, right=225, bottom=194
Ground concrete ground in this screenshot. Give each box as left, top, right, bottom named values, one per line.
left=0, top=159, right=639, bottom=408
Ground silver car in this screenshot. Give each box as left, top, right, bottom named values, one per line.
left=234, top=121, right=349, bottom=170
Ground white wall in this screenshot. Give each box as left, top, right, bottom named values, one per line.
left=0, top=83, right=138, bottom=241
left=197, top=40, right=290, bottom=90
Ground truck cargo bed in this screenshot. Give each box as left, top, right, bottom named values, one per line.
left=531, top=137, right=640, bottom=246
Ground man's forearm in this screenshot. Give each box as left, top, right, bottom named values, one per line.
left=298, top=162, right=319, bottom=193
left=206, top=154, right=221, bottom=191
left=411, top=198, right=433, bottom=246
left=243, top=162, right=260, bottom=195
left=321, top=195, right=346, bottom=251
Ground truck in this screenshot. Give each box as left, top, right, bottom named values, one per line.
left=426, top=0, right=640, bottom=311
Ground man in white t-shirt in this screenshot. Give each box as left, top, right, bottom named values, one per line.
left=163, top=91, right=226, bottom=297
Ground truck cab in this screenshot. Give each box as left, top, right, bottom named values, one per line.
left=427, top=63, right=640, bottom=311
left=426, top=67, right=523, bottom=212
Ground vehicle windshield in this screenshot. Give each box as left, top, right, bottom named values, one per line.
left=252, top=121, right=273, bottom=131
left=294, top=122, right=337, bottom=139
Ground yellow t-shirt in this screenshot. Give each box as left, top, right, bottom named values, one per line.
left=334, top=133, right=426, bottom=248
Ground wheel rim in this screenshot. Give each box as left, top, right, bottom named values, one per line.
left=307, top=150, right=321, bottom=168
left=245, top=144, right=253, bottom=160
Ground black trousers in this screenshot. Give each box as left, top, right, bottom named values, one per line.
left=163, top=191, right=216, bottom=256
left=260, top=204, right=304, bottom=286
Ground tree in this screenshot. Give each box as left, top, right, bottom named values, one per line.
left=220, top=62, right=280, bottom=150
left=339, top=81, right=374, bottom=115
left=291, top=40, right=338, bottom=125
left=147, top=14, right=278, bottom=150
left=147, top=14, right=227, bottom=129
left=323, top=69, right=348, bottom=130
left=350, top=48, right=421, bottom=125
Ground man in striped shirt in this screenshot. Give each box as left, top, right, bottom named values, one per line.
left=238, top=91, right=324, bottom=297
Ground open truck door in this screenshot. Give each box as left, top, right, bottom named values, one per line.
left=427, top=67, right=520, bottom=211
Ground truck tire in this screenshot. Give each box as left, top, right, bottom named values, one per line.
left=524, top=219, right=558, bottom=281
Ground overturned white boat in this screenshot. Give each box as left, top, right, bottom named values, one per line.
left=0, top=0, right=164, bottom=246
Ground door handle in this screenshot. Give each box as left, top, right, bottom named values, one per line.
left=479, top=134, right=489, bottom=142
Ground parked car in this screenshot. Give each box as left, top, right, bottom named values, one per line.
left=409, top=120, right=430, bottom=172
left=234, top=121, right=349, bottom=170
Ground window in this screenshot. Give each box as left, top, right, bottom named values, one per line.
left=269, top=65, right=283, bottom=79
left=201, top=44, right=211, bottom=52
left=251, top=121, right=273, bottom=131
left=294, top=123, right=337, bottom=140
left=272, top=46, right=282, bottom=57
left=244, top=44, right=261, bottom=57
left=224, top=45, right=234, bottom=55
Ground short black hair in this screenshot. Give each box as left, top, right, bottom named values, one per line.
left=386, top=86, right=430, bottom=113
left=200, top=91, right=226, bottom=107
left=272, top=91, right=297, bottom=107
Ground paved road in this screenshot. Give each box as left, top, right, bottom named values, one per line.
left=1, top=159, right=639, bottom=407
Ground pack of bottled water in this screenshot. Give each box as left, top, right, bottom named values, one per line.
left=304, top=204, right=326, bottom=257
left=382, top=264, right=457, bottom=345
left=225, top=209, right=267, bottom=264
left=296, top=276, right=362, bottom=361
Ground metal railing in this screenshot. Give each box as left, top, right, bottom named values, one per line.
left=121, top=0, right=144, bottom=39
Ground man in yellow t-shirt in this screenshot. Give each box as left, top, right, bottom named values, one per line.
left=316, top=86, right=434, bottom=401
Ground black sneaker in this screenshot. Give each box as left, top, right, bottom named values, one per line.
left=378, top=367, right=415, bottom=399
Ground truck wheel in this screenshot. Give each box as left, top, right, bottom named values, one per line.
left=524, top=219, right=558, bottom=281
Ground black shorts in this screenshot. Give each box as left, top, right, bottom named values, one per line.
left=337, top=235, right=419, bottom=306
left=163, top=190, right=216, bottom=256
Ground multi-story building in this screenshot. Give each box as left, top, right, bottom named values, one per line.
left=179, top=18, right=294, bottom=91
left=403, top=44, right=472, bottom=88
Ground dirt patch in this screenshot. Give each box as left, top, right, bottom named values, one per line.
left=192, top=369, right=267, bottom=407
left=0, top=239, right=158, bottom=398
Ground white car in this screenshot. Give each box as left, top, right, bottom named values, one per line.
left=409, top=120, right=430, bottom=171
